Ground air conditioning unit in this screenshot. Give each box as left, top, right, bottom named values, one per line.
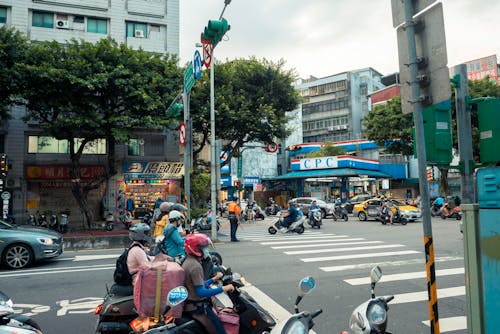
left=134, top=30, right=145, bottom=38
left=56, top=20, right=70, bottom=29
left=335, top=125, right=342, bottom=130
left=328, top=126, right=335, bottom=132
left=341, top=124, right=348, bottom=130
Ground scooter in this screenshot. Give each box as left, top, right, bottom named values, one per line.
left=242, top=205, right=255, bottom=221
left=253, top=205, right=266, bottom=220
left=26, top=213, right=36, bottom=226
left=191, top=211, right=221, bottom=232
left=430, top=202, right=442, bottom=217
left=37, top=212, right=48, bottom=228
left=268, top=213, right=305, bottom=235
left=49, top=213, right=58, bottom=231
left=377, top=207, right=407, bottom=225
left=341, top=266, right=394, bottom=334
left=265, top=203, right=280, bottom=216
left=0, top=290, right=43, bottom=334
left=270, top=276, right=322, bottom=333
left=306, top=209, right=322, bottom=228
left=121, top=211, right=134, bottom=229
left=59, top=209, right=70, bottom=233
left=440, top=206, right=462, bottom=220
left=213, top=266, right=276, bottom=333
left=335, top=203, right=349, bottom=221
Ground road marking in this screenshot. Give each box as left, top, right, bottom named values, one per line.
left=287, top=244, right=405, bottom=255
left=302, top=250, right=421, bottom=262
left=246, top=234, right=337, bottom=242
left=423, top=316, right=467, bottom=332
left=261, top=236, right=353, bottom=245
left=271, top=240, right=381, bottom=249
left=73, top=254, right=120, bottom=261
left=391, top=286, right=465, bottom=304
left=344, top=267, right=465, bottom=285
left=0, top=265, right=114, bottom=277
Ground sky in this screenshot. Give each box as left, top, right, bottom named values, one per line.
left=179, top=0, right=500, bottom=80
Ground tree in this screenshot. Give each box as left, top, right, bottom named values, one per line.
left=189, top=57, right=300, bottom=168
left=306, top=142, right=346, bottom=158
left=17, top=38, right=182, bottom=228
left=0, top=26, right=28, bottom=122
left=362, top=96, right=414, bottom=156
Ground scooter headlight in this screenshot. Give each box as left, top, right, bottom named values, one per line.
left=367, top=301, right=386, bottom=326
left=283, top=318, right=308, bottom=334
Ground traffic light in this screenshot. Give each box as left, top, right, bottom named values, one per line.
left=426, top=167, right=434, bottom=181
left=286, top=145, right=302, bottom=152
left=0, top=154, right=7, bottom=177
left=166, top=102, right=183, bottom=118
left=202, top=18, right=230, bottom=48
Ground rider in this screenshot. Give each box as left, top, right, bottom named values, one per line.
left=182, top=233, right=235, bottom=334
left=308, top=200, right=320, bottom=222
left=281, top=200, right=298, bottom=229
left=126, top=223, right=153, bottom=286
left=161, top=210, right=186, bottom=260
left=153, top=202, right=171, bottom=238
left=381, top=198, right=395, bottom=224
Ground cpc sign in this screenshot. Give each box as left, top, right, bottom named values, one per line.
left=299, top=156, right=339, bottom=170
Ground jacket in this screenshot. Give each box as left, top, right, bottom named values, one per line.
left=153, top=214, right=168, bottom=237
left=161, top=223, right=186, bottom=257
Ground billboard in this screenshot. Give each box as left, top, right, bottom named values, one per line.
left=465, top=55, right=498, bottom=83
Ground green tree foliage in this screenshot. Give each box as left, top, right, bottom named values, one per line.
left=0, top=26, right=28, bottom=122
left=189, top=57, right=300, bottom=168
left=17, top=38, right=182, bottom=227
left=362, top=96, right=414, bottom=156
left=189, top=171, right=211, bottom=214
left=306, top=142, right=346, bottom=158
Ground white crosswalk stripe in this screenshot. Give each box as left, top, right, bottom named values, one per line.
left=344, top=267, right=465, bottom=285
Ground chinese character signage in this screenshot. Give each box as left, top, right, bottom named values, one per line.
left=25, top=165, right=105, bottom=180
left=124, top=161, right=184, bottom=179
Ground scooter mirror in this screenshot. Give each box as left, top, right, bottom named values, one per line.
left=370, top=266, right=383, bottom=284
left=167, top=286, right=188, bottom=306
left=298, top=276, right=315, bottom=296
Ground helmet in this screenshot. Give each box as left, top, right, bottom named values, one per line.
left=159, top=202, right=171, bottom=213
left=168, top=210, right=183, bottom=222
left=288, top=199, right=296, bottom=206
left=184, top=233, right=210, bottom=257
left=232, top=195, right=238, bottom=201
left=129, top=223, right=151, bottom=242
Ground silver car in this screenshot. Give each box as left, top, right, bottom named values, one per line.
left=293, top=197, right=335, bottom=218
left=0, top=220, right=63, bottom=269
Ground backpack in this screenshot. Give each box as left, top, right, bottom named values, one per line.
left=114, top=244, right=140, bottom=285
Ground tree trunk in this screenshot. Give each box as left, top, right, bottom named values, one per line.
left=71, top=182, right=94, bottom=230
left=439, top=167, right=449, bottom=195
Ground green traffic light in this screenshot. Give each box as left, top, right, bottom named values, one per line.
left=202, top=17, right=230, bottom=47
left=167, top=103, right=183, bottom=118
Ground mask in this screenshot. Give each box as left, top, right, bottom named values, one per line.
left=202, top=247, right=211, bottom=259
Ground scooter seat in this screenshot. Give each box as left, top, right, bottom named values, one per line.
left=110, top=283, right=134, bottom=296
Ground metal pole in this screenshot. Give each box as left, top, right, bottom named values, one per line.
left=183, top=92, right=191, bottom=224
left=403, top=1, right=439, bottom=333
left=454, top=64, right=475, bottom=204
left=210, top=51, right=218, bottom=242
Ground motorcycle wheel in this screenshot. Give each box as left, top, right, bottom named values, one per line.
left=381, top=220, right=387, bottom=225
left=295, top=225, right=305, bottom=234
left=343, top=214, right=348, bottom=222
left=401, top=220, right=408, bottom=225
left=268, top=226, right=277, bottom=235
left=209, top=251, right=223, bottom=266
left=106, top=223, right=114, bottom=231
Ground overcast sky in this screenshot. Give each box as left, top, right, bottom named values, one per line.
left=179, top=0, right=500, bottom=79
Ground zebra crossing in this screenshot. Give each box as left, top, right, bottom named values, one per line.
left=227, top=228, right=467, bottom=333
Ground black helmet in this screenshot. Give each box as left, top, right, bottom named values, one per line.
left=129, top=223, right=151, bottom=242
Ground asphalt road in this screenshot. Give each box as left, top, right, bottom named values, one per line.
left=1, top=215, right=466, bottom=334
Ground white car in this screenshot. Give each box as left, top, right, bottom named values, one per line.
left=293, top=197, right=335, bottom=218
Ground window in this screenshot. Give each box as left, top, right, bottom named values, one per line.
left=0, top=7, right=6, bottom=24
left=87, top=18, right=107, bottom=34
left=128, top=139, right=140, bottom=156
left=32, top=11, right=54, bottom=28
left=126, top=21, right=147, bottom=38
left=28, top=136, right=106, bottom=154
left=73, top=15, right=84, bottom=24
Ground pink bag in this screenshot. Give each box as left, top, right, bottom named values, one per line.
left=134, top=259, right=185, bottom=319
left=213, top=306, right=240, bottom=334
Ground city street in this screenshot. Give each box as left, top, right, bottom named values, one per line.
left=1, top=215, right=466, bottom=334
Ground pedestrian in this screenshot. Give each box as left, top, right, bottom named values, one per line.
left=227, top=195, right=241, bottom=242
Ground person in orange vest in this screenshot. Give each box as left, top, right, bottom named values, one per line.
left=227, top=195, right=241, bottom=242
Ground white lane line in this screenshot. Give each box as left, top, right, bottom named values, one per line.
left=391, top=286, right=465, bottom=304
left=344, top=267, right=465, bottom=285
left=320, top=256, right=464, bottom=272
left=423, top=316, right=467, bottom=332
left=261, top=236, right=353, bottom=245
left=286, top=244, right=405, bottom=255
left=73, top=254, right=120, bottom=261
left=0, top=265, right=115, bottom=278
left=272, top=240, right=381, bottom=249
left=248, top=234, right=337, bottom=242
left=302, top=250, right=421, bottom=263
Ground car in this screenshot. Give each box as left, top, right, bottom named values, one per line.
left=345, top=194, right=374, bottom=213
left=293, top=197, right=335, bottom=218
left=353, top=198, right=421, bottom=222
left=0, top=220, right=63, bottom=269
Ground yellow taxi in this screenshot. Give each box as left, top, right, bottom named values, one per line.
left=352, top=198, right=421, bottom=222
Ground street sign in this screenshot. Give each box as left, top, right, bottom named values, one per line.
left=193, top=50, right=203, bottom=80
left=396, top=2, right=450, bottom=114
left=237, top=156, right=242, bottom=178
left=265, top=143, right=278, bottom=153
left=179, top=122, right=186, bottom=147
left=183, top=61, right=195, bottom=93
left=391, top=0, right=436, bottom=28
left=201, top=35, right=213, bottom=68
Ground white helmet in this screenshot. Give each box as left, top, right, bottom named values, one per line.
left=168, top=210, right=183, bottom=222
left=159, top=202, right=171, bottom=213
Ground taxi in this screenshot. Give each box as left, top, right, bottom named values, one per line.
left=353, top=198, right=421, bottom=222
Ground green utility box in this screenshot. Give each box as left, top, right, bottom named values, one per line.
left=477, top=98, right=500, bottom=163
left=414, top=100, right=453, bottom=165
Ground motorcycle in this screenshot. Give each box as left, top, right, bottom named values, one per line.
left=268, top=212, right=305, bottom=235
left=306, top=209, right=322, bottom=229
left=142, top=210, right=154, bottom=226
left=242, top=205, right=255, bottom=221
left=59, top=209, right=70, bottom=234
left=0, top=290, right=43, bottom=334
left=334, top=203, right=349, bottom=221
left=26, top=213, right=36, bottom=226
left=121, top=211, right=134, bottom=229
left=265, top=203, right=280, bottom=216
left=341, top=266, right=394, bottom=334
left=191, top=211, right=221, bottom=232
left=441, top=206, right=462, bottom=220
left=253, top=205, right=266, bottom=220
left=270, top=276, right=322, bottom=333
left=49, top=213, right=58, bottom=231
left=37, top=212, right=48, bottom=228
left=430, top=201, right=443, bottom=217
left=213, top=266, right=276, bottom=333
left=377, top=207, right=407, bottom=225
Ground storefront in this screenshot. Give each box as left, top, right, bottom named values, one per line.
left=118, top=161, right=184, bottom=219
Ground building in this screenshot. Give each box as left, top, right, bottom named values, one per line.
left=295, top=68, right=385, bottom=143
left=0, top=0, right=181, bottom=226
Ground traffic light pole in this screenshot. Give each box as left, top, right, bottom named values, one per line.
left=183, top=92, right=191, bottom=224
left=210, top=49, right=218, bottom=242
left=403, top=1, right=440, bottom=333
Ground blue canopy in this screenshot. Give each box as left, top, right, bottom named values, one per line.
left=268, top=168, right=391, bottom=180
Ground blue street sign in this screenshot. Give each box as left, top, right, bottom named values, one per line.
left=193, top=50, right=203, bottom=80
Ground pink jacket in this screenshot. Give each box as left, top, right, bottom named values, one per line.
left=126, top=242, right=153, bottom=285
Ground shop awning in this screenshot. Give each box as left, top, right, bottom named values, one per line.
left=268, top=168, right=391, bottom=180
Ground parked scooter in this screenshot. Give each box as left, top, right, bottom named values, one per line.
left=120, top=211, right=134, bottom=229
left=270, top=276, right=322, bottom=333
left=59, top=209, right=70, bottom=233
left=341, top=266, right=394, bottom=334
left=334, top=203, right=349, bottom=221
left=191, top=211, right=221, bottom=232
left=0, top=290, right=43, bottom=334
left=268, top=212, right=305, bottom=235
left=49, top=212, right=58, bottom=231
left=26, top=212, right=36, bottom=226
left=37, top=211, right=48, bottom=228
left=307, top=209, right=322, bottom=228
left=102, top=212, right=115, bottom=231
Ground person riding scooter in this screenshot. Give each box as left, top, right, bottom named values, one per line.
left=308, top=200, right=320, bottom=222
left=279, top=200, right=299, bottom=230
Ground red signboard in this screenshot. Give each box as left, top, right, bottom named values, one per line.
left=25, top=165, right=106, bottom=180
left=465, top=55, right=498, bottom=83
